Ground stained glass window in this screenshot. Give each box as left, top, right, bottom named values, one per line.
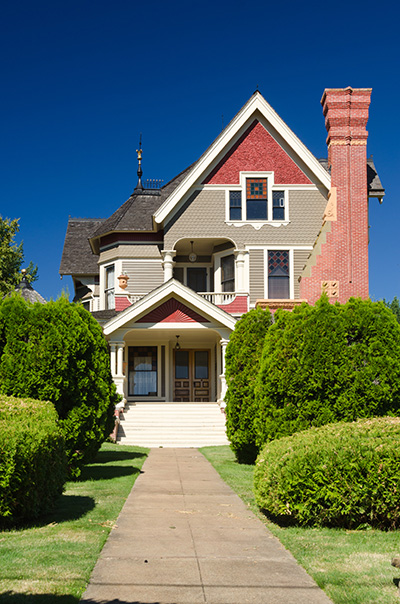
left=268, top=251, right=289, bottom=299
left=246, top=178, right=267, bottom=220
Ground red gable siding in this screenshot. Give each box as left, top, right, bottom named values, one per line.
left=203, top=120, right=311, bottom=185
left=137, top=298, right=210, bottom=323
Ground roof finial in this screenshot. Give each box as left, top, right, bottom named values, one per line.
left=135, top=133, right=143, bottom=192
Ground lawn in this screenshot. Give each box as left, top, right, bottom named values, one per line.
left=200, top=445, right=400, bottom=604
left=0, top=443, right=148, bottom=604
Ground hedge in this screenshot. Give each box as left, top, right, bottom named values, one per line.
left=0, top=296, right=117, bottom=477
left=255, top=296, right=400, bottom=447
left=225, top=307, right=272, bottom=464
left=254, top=417, right=400, bottom=529
left=0, top=395, right=67, bottom=526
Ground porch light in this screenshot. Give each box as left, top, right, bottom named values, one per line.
left=175, top=336, right=181, bottom=350
left=189, top=241, right=197, bottom=263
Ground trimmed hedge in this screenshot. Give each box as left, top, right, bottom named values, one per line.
left=255, top=296, right=400, bottom=447
left=225, top=307, right=272, bottom=464
left=254, top=417, right=400, bottom=529
left=0, top=395, right=67, bottom=526
left=0, top=296, right=117, bottom=477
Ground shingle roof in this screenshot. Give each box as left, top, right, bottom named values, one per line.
left=15, top=277, right=46, bottom=304
left=60, top=219, right=103, bottom=275
left=91, top=164, right=194, bottom=240
left=318, top=157, right=384, bottom=198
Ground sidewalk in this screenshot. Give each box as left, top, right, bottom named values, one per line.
left=81, top=448, right=333, bottom=604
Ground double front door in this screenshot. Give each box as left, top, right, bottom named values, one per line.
left=173, top=349, right=210, bottom=402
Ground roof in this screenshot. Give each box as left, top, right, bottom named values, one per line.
left=90, top=164, right=194, bottom=242
left=60, top=218, right=103, bottom=275
left=15, top=276, right=46, bottom=304
left=318, top=157, right=385, bottom=199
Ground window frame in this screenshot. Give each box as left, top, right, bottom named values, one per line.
left=226, top=172, right=289, bottom=226
left=104, top=264, right=115, bottom=310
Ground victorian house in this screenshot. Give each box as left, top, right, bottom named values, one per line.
left=60, top=88, right=384, bottom=444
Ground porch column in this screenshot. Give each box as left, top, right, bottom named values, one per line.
left=116, top=342, right=125, bottom=377
left=109, top=342, right=117, bottom=377
left=234, top=249, right=248, bottom=293
left=219, top=338, right=229, bottom=401
left=161, top=250, right=176, bottom=281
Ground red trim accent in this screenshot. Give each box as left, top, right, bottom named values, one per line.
left=115, top=296, right=132, bottom=311
left=217, top=295, right=248, bottom=314
left=137, top=298, right=210, bottom=323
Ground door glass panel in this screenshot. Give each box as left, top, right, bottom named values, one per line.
left=187, top=267, right=207, bottom=292
left=128, top=347, right=157, bottom=396
left=175, top=350, right=189, bottom=379
left=195, top=351, right=209, bottom=379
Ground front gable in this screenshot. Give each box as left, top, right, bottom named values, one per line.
left=154, top=91, right=330, bottom=226
left=103, top=279, right=236, bottom=336
left=203, top=120, right=312, bottom=185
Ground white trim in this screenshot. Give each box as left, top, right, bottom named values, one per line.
left=154, top=92, right=331, bottom=225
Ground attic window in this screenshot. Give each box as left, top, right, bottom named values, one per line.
left=229, top=191, right=242, bottom=220
left=272, top=191, right=285, bottom=220
left=246, top=178, right=267, bottom=220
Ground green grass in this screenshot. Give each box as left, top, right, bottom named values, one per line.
left=0, top=443, right=148, bottom=604
left=200, top=445, right=400, bottom=604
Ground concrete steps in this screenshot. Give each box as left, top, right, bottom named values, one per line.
left=117, top=401, right=229, bottom=448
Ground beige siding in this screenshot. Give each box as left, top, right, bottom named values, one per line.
left=293, top=249, right=311, bottom=298
left=164, top=188, right=327, bottom=249
left=122, top=261, right=164, bottom=295
left=100, top=245, right=161, bottom=263
left=249, top=249, right=265, bottom=305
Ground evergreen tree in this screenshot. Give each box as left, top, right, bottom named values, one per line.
left=0, top=217, right=37, bottom=296
left=225, top=307, right=272, bottom=463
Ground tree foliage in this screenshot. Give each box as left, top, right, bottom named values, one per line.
left=0, top=216, right=37, bottom=297
left=255, top=296, right=400, bottom=448
left=254, top=417, right=400, bottom=529
left=384, top=297, right=400, bottom=324
left=0, top=296, right=117, bottom=477
left=225, top=307, right=272, bottom=464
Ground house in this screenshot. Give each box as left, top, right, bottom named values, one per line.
left=60, top=87, right=384, bottom=416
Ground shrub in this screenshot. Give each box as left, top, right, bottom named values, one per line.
left=255, top=296, right=400, bottom=447
left=0, top=395, right=67, bottom=526
left=225, top=307, right=272, bottom=464
left=0, top=296, right=117, bottom=477
left=254, top=417, right=400, bottom=529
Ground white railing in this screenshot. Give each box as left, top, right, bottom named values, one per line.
left=199, top=292, right=242, bottom=305
left=129, top=293, right=147, bottom=304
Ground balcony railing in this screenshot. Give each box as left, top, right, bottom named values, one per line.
left=124, top=292, right=248, bottom=307
left=198, top=292, right=245, bottom=305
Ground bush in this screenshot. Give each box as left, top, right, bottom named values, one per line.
left=0, top=296, right=117, bottom=477
left=0, top=395, right=67, bottom=526
left=254, top=417, right=400, bottom=529
left=225, top=307, right=272, bottom=464
left=255, top=296, right=400, bottom=447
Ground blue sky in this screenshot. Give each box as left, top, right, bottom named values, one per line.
left=1, top=0, right=399, bottom=302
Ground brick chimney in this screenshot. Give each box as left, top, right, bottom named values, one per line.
left=300, top=87, right=372, bottom=304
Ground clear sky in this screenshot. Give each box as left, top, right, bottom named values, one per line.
left=1, top=0, right=399, bottom=302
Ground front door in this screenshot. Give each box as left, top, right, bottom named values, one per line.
left=173, top=349, right=210, bottom=401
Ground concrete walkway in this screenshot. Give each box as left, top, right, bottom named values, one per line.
left=81, top=448, right=333, bottom=604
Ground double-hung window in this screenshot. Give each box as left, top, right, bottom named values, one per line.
left=105, top=265, right=115, bottom=309
left=272, top=191, right=285, bottom=220
left=229, top=191, right=242, bottom=220
left=221, top=254, right=235, bottom=292
left=246, top=178, right=268, bottom=220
